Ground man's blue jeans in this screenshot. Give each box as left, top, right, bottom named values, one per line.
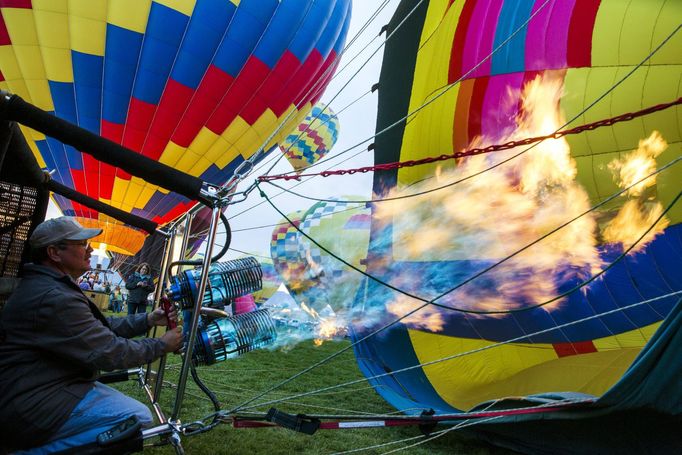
left=14, top=382, right=152, bottom=454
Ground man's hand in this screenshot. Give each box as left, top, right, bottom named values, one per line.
left=160, top=327, right=183, bottom=354
left=147, top=306, right=178, bottom=327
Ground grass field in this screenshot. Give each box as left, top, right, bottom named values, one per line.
left=111, top=336, right=514, bottom=454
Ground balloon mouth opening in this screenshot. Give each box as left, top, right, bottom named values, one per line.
left=74, top=217, right=147, bottom=256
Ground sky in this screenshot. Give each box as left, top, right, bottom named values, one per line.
left=46, top=1, right=400, bottom=264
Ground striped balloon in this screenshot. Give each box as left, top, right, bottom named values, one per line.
left=0, top=0, right=351, bottom=254
left=358, top=0, right=682, bottom=415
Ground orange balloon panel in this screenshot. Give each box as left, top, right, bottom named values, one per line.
left=75, top=217, right=146, bottom=256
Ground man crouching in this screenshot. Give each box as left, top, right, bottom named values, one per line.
left=0, top=217, right=183, bottom=452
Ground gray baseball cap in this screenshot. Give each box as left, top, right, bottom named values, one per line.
left=29, top=216, right=102, bottom=249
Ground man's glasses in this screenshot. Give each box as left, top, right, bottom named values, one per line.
left=56, top=240, right=90, bottom=249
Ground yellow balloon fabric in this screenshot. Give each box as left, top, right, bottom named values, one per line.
left=357, top=0, right=682, bottom=414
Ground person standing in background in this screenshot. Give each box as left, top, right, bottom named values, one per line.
left=109, top=285, right=124, bottom=313
left=125, top=263, right=155, bottom=315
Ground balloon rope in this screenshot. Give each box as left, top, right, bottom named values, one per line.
left=261, top=0, right=390, bottom=175
left=248, top=88, right=373, bottom=178
left=269, top=0, right=556, bottom=181
left=189, top=202, right=364, bottom=236
left=258, top=0, right=429, bottom=181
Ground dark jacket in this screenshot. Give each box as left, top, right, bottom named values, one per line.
left=125, top=272, right=155, bottom=304
left=0, top=264, right=165, bottom=448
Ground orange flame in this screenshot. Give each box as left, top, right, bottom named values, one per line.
left=608, top=131, right=666, bottom=197
left=313, top=316, right=347, bottom=346
left=300, top=301, right=320, bottom=319
left=372, top=74, right=602, bottom=317
left=300, top=301, right=347, bottom=346
left=603, top=131, right=669, bottom=251
left=603, top=200, right=668, bottom=251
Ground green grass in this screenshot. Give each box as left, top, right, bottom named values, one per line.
left=111, top=335, right=515, bottom=454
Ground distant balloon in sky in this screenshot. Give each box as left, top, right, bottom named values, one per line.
left=0, top=0, right=352, bottom=255
left=270, top=198, right=370, bottom=313
left=270, top=209, right=310, bottom=295
left=280, top=103, right=340, bottom=172
left=253, top=258, right=281, bottom=305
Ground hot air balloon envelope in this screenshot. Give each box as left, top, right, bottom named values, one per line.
left=0, top=0, right=352, bottom=254
left=280, top=103, right=340, bottom=172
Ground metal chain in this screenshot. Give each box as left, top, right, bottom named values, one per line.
left=259, top=97, right=682, bottom=182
